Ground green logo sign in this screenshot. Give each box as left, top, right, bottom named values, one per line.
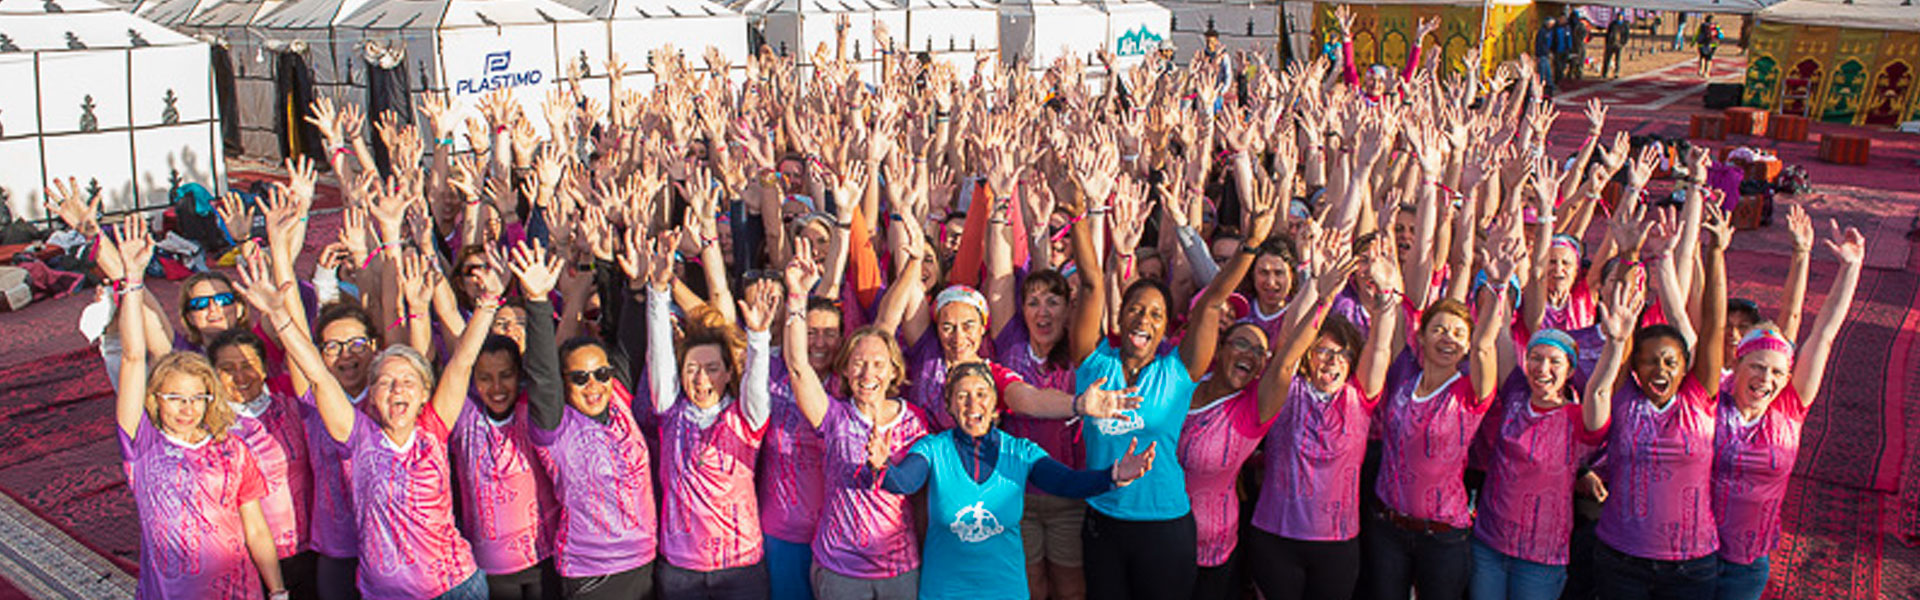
left=1115, top=25, right=1163, bottom=57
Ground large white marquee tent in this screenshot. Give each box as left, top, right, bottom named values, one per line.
left=556, top=0, right=747, bottom=97
left=998, top=0, right=1108, bottom=73
left=0, top=0, right=222, bottom=219
left=736, top=0, right=907, bottom=82
left=904, top=0, right=998, bottom=69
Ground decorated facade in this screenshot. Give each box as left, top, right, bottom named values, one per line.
left=1742, top=0, right=1920, bottom=127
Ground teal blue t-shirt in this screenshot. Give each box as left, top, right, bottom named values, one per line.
left=913, top=429, right=1046, bottom=600
left=1075, top=339, right=1197, bottom=520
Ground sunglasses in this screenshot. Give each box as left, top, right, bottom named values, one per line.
left=157, top=393, right=214, bottom=405
left=186, top=292, right=238, bottom=312
left=321, top=337, right=374, bottom=357
left=566, top=366, right=616, bottom=386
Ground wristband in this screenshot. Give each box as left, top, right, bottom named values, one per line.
left=476, top=294, right=505, bottom=308
left=116, top=281, right=146, bottom=296
left=1121, top=254, right=1135, bottom=280
left=437, top=137, right=455, bottom=146
left=390, top=313, right=421, bottom=329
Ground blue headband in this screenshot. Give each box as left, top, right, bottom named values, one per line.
left=1528, top=329, right=1579, bottom=360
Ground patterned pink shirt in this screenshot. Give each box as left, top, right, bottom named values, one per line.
left=338, top=409, right=478, bottom=599
left=230, top=390, right=311, bottom=559
left=993, top=322, right=1080, bottom=472
left=301, top=391, right=359, bottom=559
left=1474, top=372, right=1607, bottom=565
left=758, top=361, right=829, bottom=544
left=530, top=384, right=659, bottom=577
left=1375, top=365, right=1492, bottom=529
left=1712, top=383, right=1806, bottom=565
left=659, top=398, right=768, bottom=570
left=814, top=399, right=928, bottom=579
left=1179, top=381, right=1278, bottom=566
left=1596, top=377, right=1719, bottom=560
left=449, top=398, right=556, bottom=575
left=120, top=419, right=268, bottom=600
left=1251, top=375, right=1378, bottom=541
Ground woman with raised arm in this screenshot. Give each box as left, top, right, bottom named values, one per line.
left=1182, top=220, right=1354, bottom=600
left=110, top=221, right=287, bottom=600
left=1362, top=220, right=1517, bottom=600
left=1064, top=170, right=1275, bottom=599
left=207, top=327, right=315, bottom=599
left=522, top=235, right=659, bottom=600
left=986, top=267, right=1088, bottom=600
left=645, top=250, right=778, bottom=597
left=758, top=290, right=841, bottom=600
left=1584, top=204, right=1732, bottom=598
left=235, top=240, right=493, bottom=600
left=1246, top=233, right=1399, bottom=600
left=872, top=362, right=1156, bottom=600
left=1710, top=222, right=1865, bottom=600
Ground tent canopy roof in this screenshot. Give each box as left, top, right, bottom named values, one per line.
left=0, top=0, right=201, bottom=49
left=907, top=0, right=990, bottom=9
left=1759, top=0, right=1919, bottom=31
left=255, top=0, right=380, bottom=27
left=560, top=0, right=738, bottom=20
left=732, top=0, right=898, bottom=15
left=1571, top=0, right=1774, bottom=15
left=340, top=0, right=594, bottom=29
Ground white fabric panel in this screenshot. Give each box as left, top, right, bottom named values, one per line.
left=233, top=76, right=278, bottom=132
left=0, top=54, right=40, bottom=138
left=38, top=50, right=132, bottom=135
left=133, top=123, right=219, bottom=208
left=1759, top=0, right=1919, bottom=31
left=1104, top=1, right=1170, bottom=69
left=0, top=138, right=46, bottom=220
left=553, top=20, right=611, bottom=79
left=608, top=15, right=749, bottom=73
left=130, top=44, right=216, bottom=127
left=906, top=6, right=998, bottom=55
left=1001, top=2, right=1108, bottom=68
left=439, top=24, right=562, bottom=99
left=42, top=131, right=136, bottom=212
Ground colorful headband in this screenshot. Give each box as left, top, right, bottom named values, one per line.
left=1735, top=329, right=1795, bottom=362
left=1527, top=329, right=1579, bottom=360
left=935, top=285, right=990, bottom=322
left=1549, top=234, right=1584, bottom=258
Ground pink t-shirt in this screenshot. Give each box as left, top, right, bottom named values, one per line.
left=301, top=391, right=359, bottom=559
left=993, top=322, right=1080, bottom=472
left=758, top=361, right=828, bottom=544
left=1712, top=383, right=1806, bottom=565
left=1252, top=375, right=1378, bottom=541
left=1597, top=377, right=1719, bottom=561
left=1179, top=381, right=1278, bottom=566
left=814, top=399, right=928, bottom=579
left=660, top=397, right=768, bottom=571
left=449, top=398, right=556, bottom=575
left=121, top=419, right=268, bottom=600
left=1375, top=366, right=1492, bottom=529
left=338, top=409, right=478, bottom=600
left=230, top=391, right=312, bottom=559
left=1474, top=372, right=1607, bottom=565
left=1541, top=278, right=1597, bottom=333
left=530, top=385, right=659, bottom=578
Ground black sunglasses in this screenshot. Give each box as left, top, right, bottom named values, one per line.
left=565, top=366, right=616, bottom=386
left=187, top=292, right=238, bottom=311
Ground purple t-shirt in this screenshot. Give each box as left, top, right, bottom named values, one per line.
left=1375, top=363, right=1492, bottom=529
left=758, top=360, right=829, bottom=544
left=230, top=390, right=312, bottom=559
left=814, top=399, right=928, bottom=579
left=993, top=318, right=1080, bottom=471
left=1252, top=375, right=1378, bottom=541
left=1712, top=382, right=1806, bottom=565
left=121, top=419, right=268, bottom=600
left=1179, top=381, right=1278, bottom=566
left=1597, top=377, right=1719, bottom=560
left=301, top=391, right=360, bottom=559
left=531, top=385, right=659, bottom=577
left=337, top=409, right=478, bottom=600
left=1473, top=372, right=1607, bottom=565
left=449, top=398, right=556, bottom=575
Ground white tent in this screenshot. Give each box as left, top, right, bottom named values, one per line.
left=0, top=0, right=223, bottom=218
left=554, top=0, right=746, bottom=98
left=239, top=0, right=381, bottom=160
left=738, top=0, right=908, bottom=82
left=998, top=0, right=1108, bottom=73
left=904, top=0, right=998, bottom=69
left=1757, top=0, right=1918, bottom=30
left=1098, top=0, right=1172, bottom=71
left=1163, top=0, right=1282, bottom=62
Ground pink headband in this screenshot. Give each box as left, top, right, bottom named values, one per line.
left=1734, top=329, right=1794, bottom=362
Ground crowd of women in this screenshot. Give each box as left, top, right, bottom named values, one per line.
left=56, top=7, right=1870, bottom=600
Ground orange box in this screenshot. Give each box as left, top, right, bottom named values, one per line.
left=1690, top=114, right=1727, bottom=141
left=1767, top=114, right=1809, bottom=142
left=1731, top=193, right=1770, bottom=230
left=1743, top=159, right=1782, bottom=183
left=1725, top=107, right=1768, bottom=136
left=1817, top=134, right=1870, bottom=165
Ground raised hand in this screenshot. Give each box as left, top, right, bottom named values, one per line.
left=306, top=97, right=343, bottom=146
left=1786, top=203, right=1814, bottom=254
left=43, top=177, right=102, bottom=237
left=1333, top=5, right=1356, bottom=40
left=1625, top=144, right=1661, bottom=189
left=1597, top=271, right=1646, bottom=341
left=509, top=239, right=564, bottom=299
left=1415, top=16, right=1440, bottom=43
left=216, top=192, right=256, bottom=243
left=646, top=229, right=682, bottom=290
left=1110, top=438, right=1157, bottom=487
left=1075, top=377, right=1141, bottom=419
left=1583, top=98, right=1608, bottom=136
left=396, top=250, right=435, bottom=311
left=231, top=243, right=289, bottom=327
left=106, top=214, right=155, bottom=281
left=1823, top=219, right=1865, bottom=266
left=739, top=279, right=781, bottom=333
left=1701, top=202, right=1734, bottom=250
left=1109, top=178, right=1149, bottom=258
left=785, top=237, right=823, bottom=296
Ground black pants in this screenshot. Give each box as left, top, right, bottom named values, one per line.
left=1191, top=547, right=1242, bottom=600
left=486, top=559, right=562, bottom=600
left=562, top=562, right=655, bottom=600
left=656, top=561, right=770, bottom=600
left=1360, top=510, right=1473, bottom=600
left=1562, top=511, right=1601, bottom=600
left=1592, top=543, right=1716, bottom=600
left=1602, top=46, right=1624, bottom=77
left=1081, top=510, right=1196, bottom=600
left=1246, top=529, right=1360, bottom=600
left=316, top=554, right=361, bottom=600
left=277, top=551, right=319, bottom=600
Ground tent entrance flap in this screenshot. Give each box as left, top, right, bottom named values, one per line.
left=366, top=57, right=414, bottom=177
left=273, top=50, right=325, bottom=166
left=212, top=44, right=242, bottom=157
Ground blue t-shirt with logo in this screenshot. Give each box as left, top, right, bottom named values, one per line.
left=910, top=429, right=1045, bottom=599
left=1076, top=339, right=1197, bottom=520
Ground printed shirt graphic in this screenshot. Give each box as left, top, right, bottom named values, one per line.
left=530, top=383, right=658, bottom=577
left=914, top=429, right=1048, bottom=600
left=1252, top=375, right=1378, bottom=541
left=120, top=418, right=268, bottom=600
left=1375, top=360, right=1493, bottom=529
left=1474, top=371, right=1607, bottom=565
left=230, top=390, right=312, bottom=559
left=1597, top=377, right=1720, bottom=560
left=1076, top=340, right=1198, bottom=520
left=994, top=318, right=1082, bottom=472
left=813, top=399, right=928, bottom=579
left=1178, top=379, right=1279, bottom=566
left=1712, top=381, right=1806, bottom=565
left=338, top=409, right=478, bottom=600
left=449, top=398, right=555, bottom=575
left=757, top=361, right=828, bottom=544
left=301, top=391, right=360, bottom=559
left=659, top=396, right=768, bottom=571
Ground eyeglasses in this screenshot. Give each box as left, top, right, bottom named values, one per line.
left=565, top=366, right=616, bottom=386
left=1309, top=347, right=1351, bottom=364
left=1225, top=337, right=1269, bottom=357
left=157, top=393, right=213, bottom=405
left=186, top=292, right=238, bottom=312
left=321, top=337, right=374, bottom=357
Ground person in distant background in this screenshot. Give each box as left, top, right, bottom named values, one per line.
left=1695, top=15, right=1722, bottom=78
left=1565, top=10, right=1589, bottom=82
left=1603, top=14, right=1629, bottom=78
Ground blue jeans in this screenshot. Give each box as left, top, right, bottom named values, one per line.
left=1468, top=537, right=1567, bottom=600
left=1594, top=542, right=1717, bottom=600
left=765, top=536, right=814, bottom=600
left=1536, top=54, right=1557, bottom=95
left=1714, top=555, right=1769, bottom=600
left=432, top=571, right=488, bottom=600
left=1360, top=510, right=1472, bottom=600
